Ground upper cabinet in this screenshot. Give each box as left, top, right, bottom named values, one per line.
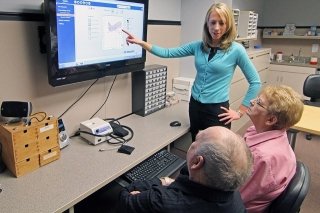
left=237, top=11, right=258, bottom=40
left=233, top=9, right=241, bottom=35
left=233, top=9, right=258, bottom=41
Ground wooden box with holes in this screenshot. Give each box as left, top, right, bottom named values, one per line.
left=0, top=116, right=60, bottom=177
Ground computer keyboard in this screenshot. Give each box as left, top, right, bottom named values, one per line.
left=122, top=149, right=186, bottom=183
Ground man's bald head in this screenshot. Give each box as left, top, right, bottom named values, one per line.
left=187, top=126, right=253, bottom=191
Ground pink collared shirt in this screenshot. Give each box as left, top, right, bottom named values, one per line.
left=240, top=126, right=296, bottom=213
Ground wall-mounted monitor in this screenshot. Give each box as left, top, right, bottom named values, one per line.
left=44, top=0, right=148, bottom=86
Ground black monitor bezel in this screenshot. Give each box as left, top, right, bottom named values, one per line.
left=44, top=0, right=148, bottom=86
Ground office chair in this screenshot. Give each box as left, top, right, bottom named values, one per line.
left=269, top=161, right=311, bottom=213
left=303, top=74, right=320, bottom=106
left=303, top=74, right=320, bottom=140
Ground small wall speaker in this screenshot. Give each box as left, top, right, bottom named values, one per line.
left=1, top=101, right=32, bottom=118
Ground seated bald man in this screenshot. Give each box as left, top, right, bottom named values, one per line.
left=117, top=126, right=253, bottom=213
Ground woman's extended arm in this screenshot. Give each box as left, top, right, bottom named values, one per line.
left=122, top=29, right=152, bottom=51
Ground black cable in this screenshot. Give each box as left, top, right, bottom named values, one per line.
left=90, top=75, right=117, bottom=119
left=107, top=119, right=134, bottom=142
left=104, top=118, right=120, bottom=125
left=29, top=111, right=47, bottom=122
left=116, top=112, right=134, bottom=121
left=58, top=78, right=99, bottom=119
left=119, top=124, right=134, bottom=142
left=69, top=131, right=80, bottom=138
left=108, top=134, right=126, bottom=144
left=30, top=111, right=47, bottom=117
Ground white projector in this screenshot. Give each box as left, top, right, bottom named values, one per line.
left=80, top=118, right=113, bottom=145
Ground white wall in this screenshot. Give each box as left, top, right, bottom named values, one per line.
left=3, top=0, right=320, bottom=27
left=0, top=0, right=182, bottom=136
left=232, top=0, right=264, bottom=26
left=262, top=0, right=320, bottom=26
left=0, top=0, right=42, bottom=12
left=179, top=0, right=231, bottom=78
left=0, top=0, right=182, bottom=21
left=148, top=0, right=181, bottom=21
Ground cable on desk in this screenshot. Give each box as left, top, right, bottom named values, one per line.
left=69, top=117, right=135, bottom=152
left=119, top=124, right=134, bottom=142
left=77, top=123, right=134, bottom=145
left=115, top=112, right=134, bottom=121
left=69, top=131, right=80, bottom=138
left=103, top=119, right=134, bottom=142
left=104, top=118, right=120, bottom=125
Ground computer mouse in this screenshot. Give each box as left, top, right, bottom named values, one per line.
left=170, top=121, right=181, bottom=127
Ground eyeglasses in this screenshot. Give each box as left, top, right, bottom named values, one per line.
left=252, top=97, right=268, bottom=110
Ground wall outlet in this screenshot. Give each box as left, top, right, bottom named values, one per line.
left=311, top=44, right=319, bottom=53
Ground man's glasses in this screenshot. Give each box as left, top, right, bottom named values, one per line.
left=252, top=97, right=268, bottom=110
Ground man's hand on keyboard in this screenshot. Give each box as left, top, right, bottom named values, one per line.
left=160, top=177, right=175, bottom=186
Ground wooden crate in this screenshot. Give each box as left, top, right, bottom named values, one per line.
left=40, top=146, right=60, bottom=166
left=0, top=116, right=60, bottom=177
left=15, top=155, right=40, bottom=177
left=37, top=117, right=59, bottom=153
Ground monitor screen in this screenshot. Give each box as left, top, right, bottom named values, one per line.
left=44, top=0, right=148, bottom=86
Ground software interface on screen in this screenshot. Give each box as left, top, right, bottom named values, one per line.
left=55, top=0, right=145, bottom=69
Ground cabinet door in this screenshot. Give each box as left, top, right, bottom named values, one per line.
left=281, top=72, right=311, bottom=99
left=269, top=64, right=315, bottom=75
left=259, top=68, right=269, bottom=86
left=267, top=70, right=282, bottom=85
left=252, top=52, right=270, bottom=71
left=268, top=71, right=311, bottom=98
left=268, top=65, right=316, bottom=98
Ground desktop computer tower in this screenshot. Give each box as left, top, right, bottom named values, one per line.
left=132, top=64, right=167, bottom=116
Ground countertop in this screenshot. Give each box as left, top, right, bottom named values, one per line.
left=246, top=47, right=271, bottom=55
left=270, top=60, right=320, bottom=69
left=244, top=47, right=319, bottom=69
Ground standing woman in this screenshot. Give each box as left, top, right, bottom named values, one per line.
left=123, top=3, right=261, bottom=141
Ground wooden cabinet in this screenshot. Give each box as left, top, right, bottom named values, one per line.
left=251, top=51, right=270, bottom=87
left=268, top=64, right=316, bottom=99
left=0, top=116, right=60, bottom=177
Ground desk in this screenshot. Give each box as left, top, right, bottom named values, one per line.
left=288, top=105, right=320, bottom=150
left=0, top=102, right=190, bottom=213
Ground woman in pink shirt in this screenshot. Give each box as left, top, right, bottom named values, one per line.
left=239, top=85, right=304, bottom=213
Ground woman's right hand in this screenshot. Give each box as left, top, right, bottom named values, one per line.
left=122, top=29, right=142, bottom=45
left=122, top=29, right=152, bottom=51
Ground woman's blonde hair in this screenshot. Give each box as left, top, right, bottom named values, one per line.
left=262, top=85, right=304, bottom=130
left=202, top=2, right=237, bottom=52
